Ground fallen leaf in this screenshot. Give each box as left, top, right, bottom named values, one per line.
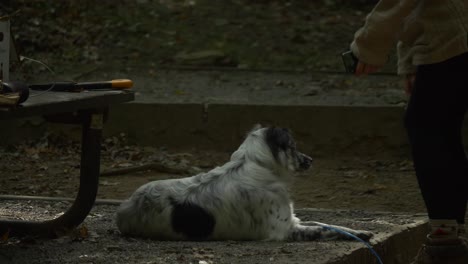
left=71, top=225, right=89, bottom=241
left=1, top=230, right=9, bottom=242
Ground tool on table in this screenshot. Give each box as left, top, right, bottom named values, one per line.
left=0, top=79, right=133, bottom=107
left=29, top=79, right=133, bottom=91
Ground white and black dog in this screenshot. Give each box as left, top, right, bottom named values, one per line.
left=116, top=126, right=373, bottom=241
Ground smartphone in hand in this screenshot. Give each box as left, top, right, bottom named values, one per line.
left=341, top=50, right=358, bottom=74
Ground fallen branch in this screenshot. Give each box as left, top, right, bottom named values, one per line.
left=100, top=162, right=192, bottom=177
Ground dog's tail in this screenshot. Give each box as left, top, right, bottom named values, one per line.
left=115, top=198, right=140, bottom=235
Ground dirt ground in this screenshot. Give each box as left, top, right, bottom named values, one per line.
left=0, top=134, right=425, bottom=214
left=5, top=0, right=392, bottom=76
left=0, top=200, right=427, bottom=264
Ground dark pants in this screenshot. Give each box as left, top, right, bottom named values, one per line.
left=404, top=52, right=468, bottom=224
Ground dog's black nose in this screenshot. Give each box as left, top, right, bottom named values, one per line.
left=299, top=153, right=313, bottom=170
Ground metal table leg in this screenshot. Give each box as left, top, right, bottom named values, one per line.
left=0, top=111, right=104, bottom=238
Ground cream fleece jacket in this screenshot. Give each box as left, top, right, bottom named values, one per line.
left=350, top=0, right=468, bottom=75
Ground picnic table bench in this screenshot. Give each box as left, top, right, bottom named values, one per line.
left=0, top=89, right=134, bottom=238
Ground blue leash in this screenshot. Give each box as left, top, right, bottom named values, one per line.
left=322, top=225, right=384, bottom=264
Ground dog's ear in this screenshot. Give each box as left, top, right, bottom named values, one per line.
left=265, top=127, right=291, bottom=159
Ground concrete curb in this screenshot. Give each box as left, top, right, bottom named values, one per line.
left=5, top=101, right=468, bottom=155
left=104, top=102, right=410, bottom=155
left=294, top=208, right=428, bottom=264
left=331, top=219, right=427, bottom=264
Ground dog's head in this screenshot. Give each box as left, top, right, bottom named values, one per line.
left=233, top=125, right=313, bottom=175
left=264, top=127, right=313, bottom=172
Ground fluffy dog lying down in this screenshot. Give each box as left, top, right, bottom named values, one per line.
left=116, top=126, right=373, bottom=241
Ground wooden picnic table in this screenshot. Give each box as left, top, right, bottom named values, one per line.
left=0, top=89, right=134, bottom=238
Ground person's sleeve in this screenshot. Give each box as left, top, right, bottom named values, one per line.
left=350, top=0, right=419, bottom=66
left=397, top=41, right=417, bottom=75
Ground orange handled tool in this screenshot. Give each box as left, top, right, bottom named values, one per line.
left=29, top=79, right=133, bottom=91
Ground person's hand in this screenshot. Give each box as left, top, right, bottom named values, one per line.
left=355, top=61, right=381, bottom=76
left=404, top=74, right=416, bottom=96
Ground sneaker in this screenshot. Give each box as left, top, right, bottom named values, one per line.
left=412, top=237, right=468, bottom=264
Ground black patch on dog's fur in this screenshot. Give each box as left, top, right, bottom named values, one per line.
left=170, top=197, right=215, bottom=240
left=265, top=127, right=291, bottom=159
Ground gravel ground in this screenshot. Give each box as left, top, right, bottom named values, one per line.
left=0, top=200, right=425, bottom=264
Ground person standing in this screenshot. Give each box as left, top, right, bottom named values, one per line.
left=349, top=0, right=468, bottom=263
